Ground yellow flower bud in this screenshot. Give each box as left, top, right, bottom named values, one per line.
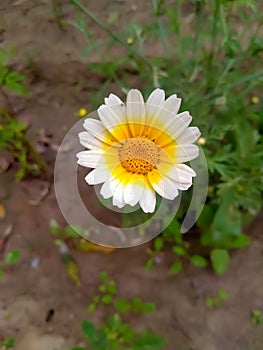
left=208, top=186, right=213, bottom=193
left=198, top=137, right=206, bottom=145
left=78, top=108, right=87, bottom=117
left=251, top=96, right=259, bottom=104
left=126, top=37, right=134, bottom=45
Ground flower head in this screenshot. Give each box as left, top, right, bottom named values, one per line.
left=77, top=89, right=200, bottom=213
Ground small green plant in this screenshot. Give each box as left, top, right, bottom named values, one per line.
left=88, top=272, right=155, bottom=314
left=205, top=288, right=228, bottom=308
left=251, top=309, right=263, bottom=325
left=0, top=48, right=28, bottom=99
left=72, top=317, right=167, bottom=350
left=88, top=272, right=117, bottom=311
left=145, top=221, right=208, bottom=275
left=0, top=249, right=21, bottom=282
left=0, top=48, right=47, bottom=180
left=0, top=110, right=48, bottom=181
left=73, top=272, right=166, bottom=349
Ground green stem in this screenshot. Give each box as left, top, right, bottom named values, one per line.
left=189, top=0, right=204, bottom=82
left=210, top=1, right=220, bottom=67
left=219, top=4, right=228, bottom=46
left=20, top=134, right=49, bottom=177
left=176, top=0, right=182, bottom=55
left=206, top=1, right=220, bottom=91
left=192, top=0, right=203, bottom=65
left=151, top=0, right=168, bottom=54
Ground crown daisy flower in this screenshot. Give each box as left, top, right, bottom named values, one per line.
left=77, top=89, right=200, bottom=213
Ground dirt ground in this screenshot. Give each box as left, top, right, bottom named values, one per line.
left=0, top=1, right=263, bottom=350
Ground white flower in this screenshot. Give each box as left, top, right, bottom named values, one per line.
left=77, top=89, right=200, bottom=213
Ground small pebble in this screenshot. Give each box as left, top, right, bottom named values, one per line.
left=31, top=256, right=40, bottom=269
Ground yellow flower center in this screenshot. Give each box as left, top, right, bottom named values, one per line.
left=119, top=138, right=160, bottom=175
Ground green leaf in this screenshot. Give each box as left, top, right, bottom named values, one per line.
left=205, top=297, right=215, bottom=308
left=172, top=245, right=187, bottom=256
left=114, top=298, right=131, bottom=312
left=49, top=219, right=61, bottom=236
left=4, top=250, right=21, bottom=265
left=190, top=255, right=208, bottom=268
left=65, top=225, right=84, bottom=238
left=142, top=302, right=156, bottom=313
left=132, top=332, right=167, bottom=350
left=3, top=338, right=15, bottom=348
left=102, top=294, right=112, bottom=304
left=87, top=303, right=96, bottom=313
left=230, top=234, right=250, bottom=248
left=71, top=347, right=86, bottom=350
left=251, top=309, right=263, bottom=325
left=107, top=313, right=122, bottom=328
left=0, top=268, right=4, bottom=281
left=132, top=297, right=143, bottom=311
left=145, top=259, right=153, bottom=270
left=82, top=320, right=96, bottom=340
left=210, top=249, right=229, bottom=275
left=99, top=285, right=107, bottom=293
left=218, top=289, right=228, bottom=300
left=100, top=271, right=108, bottom=282
left=170, top=261, right=183, bottom=275
left=0, top=48, right=7, bottom=64
left=154, top=237, right=164, bottom=252
left=107, top=281, right=116, bottom=295
left=163, top=218, right=181, bottom=243
left=4, top=70, right=28, bottom=95
left=211, top=190, right=242, bottom=238
left=196, top=204, right=215, bottom=229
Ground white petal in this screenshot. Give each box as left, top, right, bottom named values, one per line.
left=154, top=117, right=189, bottom=147
left=98, top=104, right=126, bottom=131
left=160, top=94, right=181, bottom=116
left=126, top=89, right=146, bottom=136
left=148, top=172, right=179, bottom=200
left=79, top=131, right=105, bottom=150
left=105, top=93, right=124, bottom=106
left=177, top=111, right=192, bottom=125
left=111, top=180, right=124, bottom=203
left=76, top=150, right=104, bottom=168
left=112, top=196, right=126, bottom=208
left=177, top=127, right=201, bottom=144
left=175, top=144, right=199, bottom=162
left=146, top=88, right=165, bottom=118
left=123, top=175, right=145, bottom=206
left=83, top=119, right=106, bottom=139
left=108, top=177, right=127, bottom=208
left=83, top=118, right=116, bottom=147
left=173, top=164, right=196, bottom=178
left=158, top=163, right=195, bottom=182
left=85, top=166, right=110, bottom=185
left=159, top=165, right=194, bottom=191
left=100, top=180, right=112, bottom=199
left=139, top=185, right=156, bottom=213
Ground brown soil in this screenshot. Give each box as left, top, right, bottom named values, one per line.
left=0, top=1, right=263, bottom=350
